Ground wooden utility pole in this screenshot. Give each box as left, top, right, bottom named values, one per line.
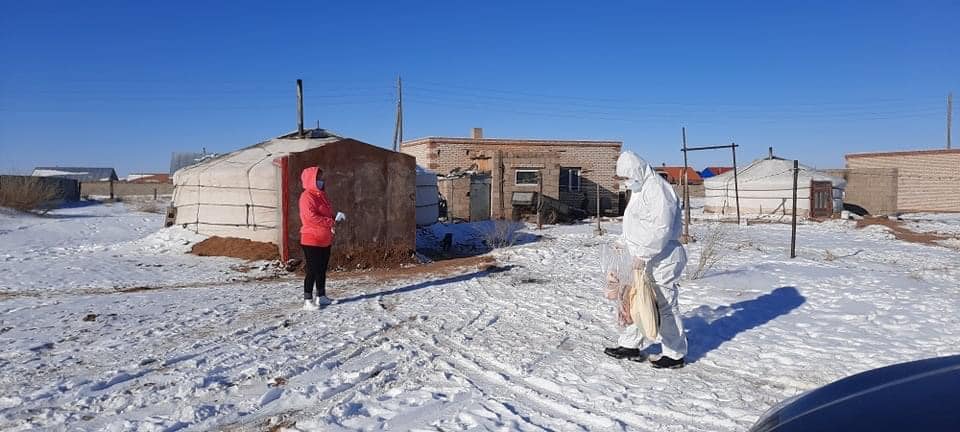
left=393, top=75, right=404, bottom=152
left=681, top=127, right=690, bottom=244
left=537, top=170, right=544, bottom=230
left=731, top=143, right=741, bottom=224
left=596, top=181, right=602, bottom=234
left=948, top=91, right=953, bottom=149
left=297, top=79, right=305, bottom=138
left=790, top=160, right=799, bottom=259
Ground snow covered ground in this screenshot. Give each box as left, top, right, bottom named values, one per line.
left=1, top=203, right=959, bottom=431
left=0, top=203, right=278, bottom=294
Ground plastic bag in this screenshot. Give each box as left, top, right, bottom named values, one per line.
left=600, top=240, right=660, bottom=336
left=599, top=241, right=638, bottom=327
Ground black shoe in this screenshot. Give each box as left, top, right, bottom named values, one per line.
left=604, top=347, right=646, bottom=361
left=650, top=356, right=685, bottom=369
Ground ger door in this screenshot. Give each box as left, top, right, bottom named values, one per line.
left=809, top=181, right=833, bottom=218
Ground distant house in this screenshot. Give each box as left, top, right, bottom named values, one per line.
left=170, top=152, right=218, bottom=176
left=401, top=127, right=622, bottom=220
left=655, top=166, right=703, bottom=185
left=127, top=173, right=171, bottom=184
left=700, top=166, right=733, bottom=178
left=32, top=167, right=118, bottom=182
left=843, top=149, right=960, bottom=213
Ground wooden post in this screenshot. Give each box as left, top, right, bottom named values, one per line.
left=153, top=188, right=158, bottom=201
left=537, top=170, right=543, bottom=230
left=109, top=180, right=114, bottom=200
left=732, top=143, right=741, bottom=224
left=681, top=127, right=690, bottom=243
left=596, top=181, right=601, bottom=234
left=791, top=160, right=799, bottom=259
left=296, top=79, right=305, bottom=138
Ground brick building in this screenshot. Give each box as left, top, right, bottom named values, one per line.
left=402, top=128, right=622, bottom=220
left=843, top=149, right=960, bottom=213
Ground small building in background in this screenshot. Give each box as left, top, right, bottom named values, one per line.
left=655, top=166, right=704, bottom=185
left=170, top=152, right=218, bottom=176
left=172, top=129, right=416, bottom=265
left=699, top=166, right=733, bottom=178
left=32, top=167, right=118, bottom=183
left=126, top=173, right=172, bottom=184
left=705, top=152, right=845, bottom=218
left=842, top=149, right=960, bottom=214
left=402, top=128, right=622, bottom=221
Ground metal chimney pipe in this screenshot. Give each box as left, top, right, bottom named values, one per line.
left=768, top=146, right=773, bottom=159
left=297, top=79, right=305, bottom=138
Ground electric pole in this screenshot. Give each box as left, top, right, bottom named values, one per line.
left=393, top=75, right=404, bottom=152
left=948, top=91, right=953, bottom=150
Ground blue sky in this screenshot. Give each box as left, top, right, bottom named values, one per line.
left=1, top=1, right=957, bottom=175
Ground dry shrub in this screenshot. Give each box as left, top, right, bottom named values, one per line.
left=484, top=220, right=526, bottom=249
left=690, top=223, right=727, bottom=280
left=0, top=177, right=59, bottom=214
left=824, top=250, right=838, bottom=262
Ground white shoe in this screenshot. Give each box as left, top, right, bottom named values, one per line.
left=316, top=296, right=333, bottom=307
left=303, top=299, right=320, bottom=311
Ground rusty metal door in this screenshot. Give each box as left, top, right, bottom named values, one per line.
left=470, top=176, right=491, bottom=221
left=809, top=181, right=833, bottom=218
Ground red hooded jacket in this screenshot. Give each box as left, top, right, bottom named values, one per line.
left=298, top=166, right=335, bottom=247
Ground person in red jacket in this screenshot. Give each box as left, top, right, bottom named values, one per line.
left=299, top=166, right=345, bottom=310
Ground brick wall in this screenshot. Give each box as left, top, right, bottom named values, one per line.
left=830, top=168, right=899, bottom=215
left=846, top=150, right=960, bottom=212
left=403, top=137, right=622, bottom=217
left=670, top=184, right=705, bottom=199
left=491, top=150, right=561, bottom=219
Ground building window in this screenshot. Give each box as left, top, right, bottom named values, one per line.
left=560, top=167, right=581, bottom=192
left=515, top=169, right=539, bottom=185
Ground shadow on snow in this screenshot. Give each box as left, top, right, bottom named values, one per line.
left=684, top=286, right=806, bottom=363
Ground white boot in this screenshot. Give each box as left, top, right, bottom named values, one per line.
left=316, top=296, right=333, bottom=307
left=303, top=299, right=319, bottom=311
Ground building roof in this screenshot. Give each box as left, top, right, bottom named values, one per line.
left=705, top=156, right=844, bottom=189
left=402, top=136, right=621, bottom=148
left=846, top=148, right=960, bottom=159
left=32, top=167, right=118, bottom=182
left=655, top=167, right=703, bottom=184
left=704, top=167, right=734, bottom=175
left=174, top=128, right=343, bottom=179
left=128, top=173, right=171, bottom=183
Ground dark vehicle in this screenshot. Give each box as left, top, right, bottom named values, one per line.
left=750, top=355, right=960, bottom=432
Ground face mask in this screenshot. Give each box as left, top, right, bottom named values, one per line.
left=315, top=179, right=325, bottom=190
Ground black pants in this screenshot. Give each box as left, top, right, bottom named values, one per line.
left=302, top=245, right=331, bottom=299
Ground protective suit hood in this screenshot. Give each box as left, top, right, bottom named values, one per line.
left=617, top=151, right=683, bottom=259
left=616, top=151, right=657, bottom=192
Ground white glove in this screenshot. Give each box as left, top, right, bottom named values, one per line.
left=335, top=212, right=347, bottom=222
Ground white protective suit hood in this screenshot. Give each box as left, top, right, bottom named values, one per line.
left=616, top=151, right=683, bottom=258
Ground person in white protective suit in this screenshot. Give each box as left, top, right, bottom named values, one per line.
left=603, top=151, right=688, bottom=369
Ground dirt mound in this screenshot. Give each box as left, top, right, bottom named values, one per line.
left=329, top=255, right=498, bottom=281
left=190, top=236, right=279, bottom=261
left=856, top=217, right=948, bottom=245
left=330, top=246, right=418, bottom=271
